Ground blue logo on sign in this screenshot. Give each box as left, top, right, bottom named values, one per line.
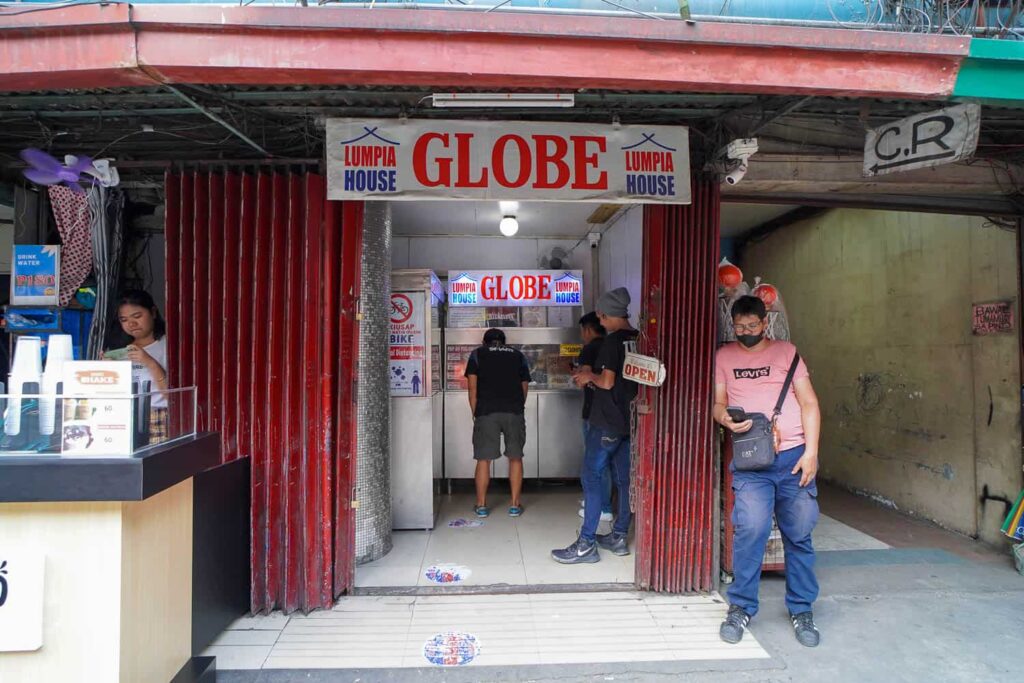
left=552, top=272, right=582, bottom=305
left=449, top=273, right=480, bottom=306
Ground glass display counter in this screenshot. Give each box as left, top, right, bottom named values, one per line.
left=443, top=327, right=585, bottom=479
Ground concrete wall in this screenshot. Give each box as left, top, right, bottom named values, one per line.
left=597, top=206, right=643, bottom=327
left=743, top=209, right=1022, bottom=545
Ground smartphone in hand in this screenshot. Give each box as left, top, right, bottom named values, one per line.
left=725, top=406, right=748, bottom=423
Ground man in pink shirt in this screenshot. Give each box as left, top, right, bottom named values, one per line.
left=714, top=295, right=823, bottom=648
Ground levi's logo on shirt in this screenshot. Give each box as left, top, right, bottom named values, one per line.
left=734, top=366, right=771, bottom=380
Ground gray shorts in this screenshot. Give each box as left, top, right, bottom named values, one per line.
left=473, top=412, right=526, bottom=460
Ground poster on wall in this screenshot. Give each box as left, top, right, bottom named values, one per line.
left=972, top=300, right=1015, bottom=336
left=446, top=307, right=486, bottom=329
left=0, top=549, right=45, bottom=652
left=326, top=118, right=691, bottom=204
left=10, top=245, right=60, bottom=306
left=390, top=291, right=426, bottom=397
left=60, top=361, right=133, bottom=456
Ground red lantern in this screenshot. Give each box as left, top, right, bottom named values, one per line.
left=753, top=283, right=778, bottom=308
left=718, top=263, right=742, bottom=288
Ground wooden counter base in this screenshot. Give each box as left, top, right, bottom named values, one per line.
left=0, top=480, right=193, bottom=683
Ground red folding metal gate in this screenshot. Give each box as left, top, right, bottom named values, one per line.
left=635, top=181, right=721, bottom=593
left=165, top=168, right=362, bottom=613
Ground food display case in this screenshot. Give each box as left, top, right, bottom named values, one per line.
left=443, top=327, right=584, bottom=480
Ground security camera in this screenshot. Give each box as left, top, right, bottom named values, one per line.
left=723, top=161, right=749, bottom=186
left=713, top=138, right=758, bottom=186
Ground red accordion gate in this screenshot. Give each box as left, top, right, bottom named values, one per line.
left=635, top=181, right=721, bottom=593
left=165, top=169, right=722, bottom=611
left=165, top=168, right=363, bottom=613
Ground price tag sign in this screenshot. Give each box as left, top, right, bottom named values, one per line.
left=61, top=361, right=133, bottom=456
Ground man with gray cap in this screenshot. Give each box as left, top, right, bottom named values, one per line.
left=553, top=287, right=639, bottom=563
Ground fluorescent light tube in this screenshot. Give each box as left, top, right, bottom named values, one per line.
left=432, top=93, right=575, bottom=108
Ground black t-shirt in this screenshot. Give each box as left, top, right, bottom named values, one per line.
left=588, top=329, right=640, bottom=436
left=578, top=337, right=604, bottom=420
left=464, top=344, right=532, bottom=417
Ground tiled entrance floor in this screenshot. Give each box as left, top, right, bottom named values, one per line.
left=356, top=490, right=634, bottom=589
left=212, top=592, right=770, bottom=670
left=355, top=489, right=889, bottom=589
left=203, top=488, right=890, bottom=670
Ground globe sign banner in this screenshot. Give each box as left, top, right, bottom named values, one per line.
left=326, top=118, right=691, bottom=203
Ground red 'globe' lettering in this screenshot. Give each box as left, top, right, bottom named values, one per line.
left=492, top=135, right=531, bottom=188
left=412, top=132, right=452, bottom=187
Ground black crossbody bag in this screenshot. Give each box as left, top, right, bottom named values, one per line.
left=731, top=352, right=801, bottom=472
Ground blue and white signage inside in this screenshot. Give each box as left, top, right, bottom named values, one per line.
left=447, top=270, right=583, bottom=307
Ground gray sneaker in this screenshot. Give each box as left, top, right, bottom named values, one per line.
left=551, top=537, right=600, bottom=564
left=595, top=532, right=630, bottom=556
left=791, top=611, right=820, bottom=647
left=719, top=604, right=751, bottom=644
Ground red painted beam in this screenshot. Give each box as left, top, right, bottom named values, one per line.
left=0, top=4, right=151, bottom=91
left=1, top=5, right=968, bottom=98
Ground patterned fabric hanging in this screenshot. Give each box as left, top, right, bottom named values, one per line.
left=47, top=185, right=93, bottom=306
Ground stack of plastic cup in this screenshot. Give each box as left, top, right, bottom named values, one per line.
left=6, top=336, right=43, bottom=436
left=40, top=334, right=73, bottom=436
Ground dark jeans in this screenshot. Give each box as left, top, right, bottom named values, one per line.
left=728, top=444, right=819, bottom=617
left=580, top=425, right=631, bottom=543
left=581, top=422, right=613, bottom=514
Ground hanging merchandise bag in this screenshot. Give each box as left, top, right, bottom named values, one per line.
left=752, top=276, right=791, bottom=342
left=717, top=258, right=750, bottom=345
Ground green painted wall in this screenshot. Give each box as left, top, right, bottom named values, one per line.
left=953, top=38, right=1024, bottom=107
left=743, top=209, right=1022, bottom=545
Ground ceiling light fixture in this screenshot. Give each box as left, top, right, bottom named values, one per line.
left=432, top=93, right=575, bottom=109
left=499, top=215, right=519, bottom=237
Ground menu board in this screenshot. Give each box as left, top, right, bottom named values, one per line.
left=547, top=306, right=576, bottom=328
left=60, top=361, right=133, bottom=456
left=521, top=307, right=547, bottom=328
left=447, top=307, right=486, bottom=329
left=430, top=343, right=441, bottom=396
left=484, top=307, right=520, bottom=327
left=446, top=344, right=478, bottom=390
left=390, top=291, right=426, bottom=397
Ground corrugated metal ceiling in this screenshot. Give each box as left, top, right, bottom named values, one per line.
left=2, top=85, right=1023, bottom=181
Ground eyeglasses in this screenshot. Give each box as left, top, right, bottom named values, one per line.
left=732, top=322, right=764, bottom=333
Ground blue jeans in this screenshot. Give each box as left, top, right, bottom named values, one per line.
left=581, top=422, right=613, bottom=514
left=580, top=425, right=631, bottom=542
left=728, top=444, right=819, bottom=617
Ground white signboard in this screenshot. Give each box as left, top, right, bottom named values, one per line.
left=864, top=104, right=981, bottom=177
left=60, top=361, right=133, bottom=456
left=0, top=550, right=45, bottom=652
left=623, top=352, right=666, bottom=387
left=448, top=270, right=583, bottom=307
left=390, top=291, right=426, bottom=397
left=326, top=118, right=691, bottom=203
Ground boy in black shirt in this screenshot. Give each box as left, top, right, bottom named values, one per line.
left=575, top=312, right=613, bottom=523
left=465, top=328, right=532, bottom=518
left=554, top=288, right=639, bottom=563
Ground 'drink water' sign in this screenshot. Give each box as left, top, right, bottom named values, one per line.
left=448, top=270, right=582, bottom=307
left=326, top=119, right=690, bottom=203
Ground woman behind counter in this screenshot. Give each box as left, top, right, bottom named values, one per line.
left=104, top=290, right=170, bottom=443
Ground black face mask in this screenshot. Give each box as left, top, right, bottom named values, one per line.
left=737, top=333, right=764, bottom=348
